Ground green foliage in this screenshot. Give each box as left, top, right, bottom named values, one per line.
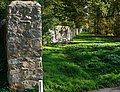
left=40, top=0, right=89, bottom=36
left=88, top=0, right=120, bottom=36
left=42, top=32, right=53, bottom=45
left=0, top=0, right=8, bottom=9
left=114, top=16, right=120, bottom=36
left=0, top=0, right=9, bottom=20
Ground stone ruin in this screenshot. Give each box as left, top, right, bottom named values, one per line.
left=49, top=25, right=71, bottom=43
left=7, top=1, right=42, bottom=91
left=49, top=25, right=82, bottom=43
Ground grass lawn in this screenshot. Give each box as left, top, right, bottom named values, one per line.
left=0, top=32, right=120, bottom=92
left=43, top=32, right=120, bottom=92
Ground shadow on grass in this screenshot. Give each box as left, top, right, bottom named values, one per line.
left=65, top=34, right=120, bottom=46
left=43, top=32, right=120, bottom=92
left=63, top=33, right=120, bottom=89
left=73, top=35, right=113, bottom=43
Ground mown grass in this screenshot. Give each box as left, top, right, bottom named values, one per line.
left=43, top=32, right=120, bottom=92
left=0, top=32, right=120, bottom=92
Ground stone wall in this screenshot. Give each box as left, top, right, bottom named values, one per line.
left=49, top=25, right=72, bottom=43
left=49, top=26, right=82, bottom=43
left=7, top=1, right=42, bottom=90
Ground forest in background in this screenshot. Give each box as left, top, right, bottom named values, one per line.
left=0, top=0, right=120, bottom=36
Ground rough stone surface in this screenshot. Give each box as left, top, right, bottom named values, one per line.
left=78, top=28, right=82, bottom=34
left=49, top=25, right=72, bottom=43
left=7, top=1, right=42, bottom=90
left=49, top=26, right=82, bottom=43
left=75, top=28, right=79, bottom=35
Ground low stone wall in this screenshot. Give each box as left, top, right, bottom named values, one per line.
left=49, top=26, right=71, bottom=43
left=49, top=26, right=82, bottom=43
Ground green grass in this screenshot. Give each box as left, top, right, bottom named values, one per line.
left=0, top=32, right=120, bottom=92
left=43, top=32, right=120, bottom=92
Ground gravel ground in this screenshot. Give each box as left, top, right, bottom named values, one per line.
left=90, top=87, right=120, bottom=92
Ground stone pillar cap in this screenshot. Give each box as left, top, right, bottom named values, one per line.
left=8, top=1, right=41, bottom=7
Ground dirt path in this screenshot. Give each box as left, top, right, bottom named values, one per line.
left=91, top=87, right=120, bottom=92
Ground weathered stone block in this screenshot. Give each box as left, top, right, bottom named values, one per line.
left=49, top=25, right=72, bottom=43
left=7, top=1, right=42, bottom=90
left=75, top=28, right=79, bottom=35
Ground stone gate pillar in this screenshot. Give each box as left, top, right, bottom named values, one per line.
left=7, top=1, right=42, bottom=91
left=75, top=28, right=79, bottom=35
